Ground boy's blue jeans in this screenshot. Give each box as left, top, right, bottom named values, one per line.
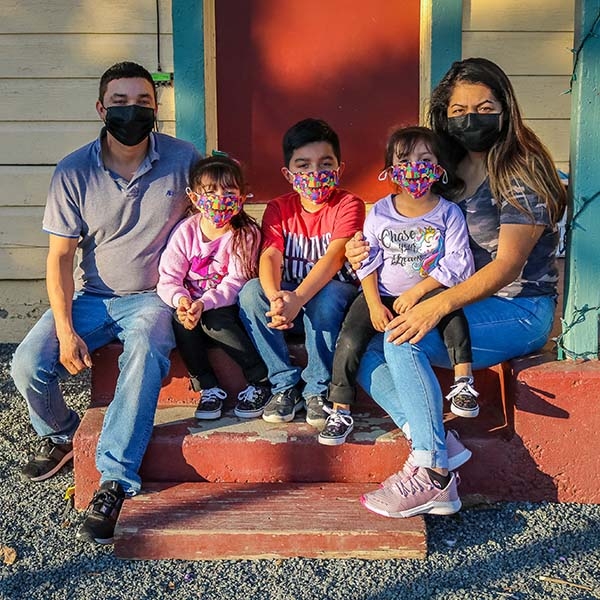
left=238, top=278, right=357, bottom=399
left=356, top=295, right=556, bottom=469
left=11, top=291, right=174, bottom=495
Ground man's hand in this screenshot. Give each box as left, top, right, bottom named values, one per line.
left=57, top=332, right=92, bottom=375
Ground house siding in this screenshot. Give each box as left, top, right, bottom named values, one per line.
left=0, top=0, right=575, bottom=341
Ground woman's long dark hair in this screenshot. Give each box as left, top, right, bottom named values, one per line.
left=189, top=155, right=260, bottom=279
left=428, top=57, right=566, bottom=225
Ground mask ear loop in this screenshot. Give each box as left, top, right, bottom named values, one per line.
left=378, top=168, right=390, bottom=181
left=441, top=169, right=448, bottom=184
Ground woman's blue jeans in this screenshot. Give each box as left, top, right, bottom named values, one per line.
left=11, top=291, right=174, bottom=494
left=356, top=295, right=556, bottom=469
left=238, top=278, right=357, bottom=398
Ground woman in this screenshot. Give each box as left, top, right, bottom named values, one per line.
left=350, top=57, right=567, bottom=519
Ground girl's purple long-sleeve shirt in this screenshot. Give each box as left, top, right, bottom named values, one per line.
left=157, top=213, right=254, bottom=310
left=356, top=194, right=475, bottom=296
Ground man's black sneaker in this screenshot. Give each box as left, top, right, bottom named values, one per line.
left=21, top=438, right=74, bottom=482
left=234, top=384, right=271, bottom=418
left=305, top=395, right=329, bottom=430
left=262, top=387, right=303, bottom=423
left=318, top=407, right=354, bottom=446
left=76, top=481, right=125, bottom=545
left=446, top=376, right=480, bottom=418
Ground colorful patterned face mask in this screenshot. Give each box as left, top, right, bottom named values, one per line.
left=379, top=161, right=446, bottom=199
left=186, top=187, right=246, bottom=228
left=287, top=169, right=340, bottom=204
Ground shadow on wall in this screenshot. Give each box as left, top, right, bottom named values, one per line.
left=215, top=0, right=421, bottom=204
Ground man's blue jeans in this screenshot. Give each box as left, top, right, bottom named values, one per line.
left=356, top=295, right=556, bottom=469
left=11, top=291, right=174, bottom=494
left=238, top=278, right=357, bottom=398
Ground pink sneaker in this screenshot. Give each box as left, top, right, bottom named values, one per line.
left=445, top=429, right=472, bottom=470
left=361, top=466, right=461, bottom=518
left=380, top=430, right=471, bottom=488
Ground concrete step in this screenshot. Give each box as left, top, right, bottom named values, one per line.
left=73, top=407, right=411, bottom=510
left=114, top=482, right=427, bottom=560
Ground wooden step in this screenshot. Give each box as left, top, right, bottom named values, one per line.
left=114, top=482, right=427, bottom=560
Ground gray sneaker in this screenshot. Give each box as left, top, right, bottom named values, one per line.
left=305, top=395, right=329, bottom=430
left=262, top=387, right=303, bottom=423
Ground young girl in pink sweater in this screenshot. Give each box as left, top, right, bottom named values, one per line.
left=158, top=153, right=270, bottom=420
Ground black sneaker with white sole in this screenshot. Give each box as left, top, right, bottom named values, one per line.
left=195, top=387, right=227, bottom=420
left=318, top=407, right=354, bottom=446
left=234, top=384, right=271, bottom=418
left=76, top=481, right=125, bottom=545
left=446, top=376, right=480, bottom=418
left=262, top=387, right=303, bottom=423
left=20, top=438, right=74, bottom=482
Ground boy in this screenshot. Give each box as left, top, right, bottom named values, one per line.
left=238, top=118, right=365, bottom=431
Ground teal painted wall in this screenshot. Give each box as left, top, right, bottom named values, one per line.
left=430, top=0, right=462, bottom=90
left=172, top=2, right=205, bottom=153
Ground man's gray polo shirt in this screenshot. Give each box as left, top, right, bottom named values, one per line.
left=43, top=131, right=200, bottom=296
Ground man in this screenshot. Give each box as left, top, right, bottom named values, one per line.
left=11, top=62, right=200, bottom=544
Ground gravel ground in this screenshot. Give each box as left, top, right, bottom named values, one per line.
left=1, top=342, right=599, bottom=600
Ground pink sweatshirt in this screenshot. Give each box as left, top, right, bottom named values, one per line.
left=157, top=213, right=256, bottom=311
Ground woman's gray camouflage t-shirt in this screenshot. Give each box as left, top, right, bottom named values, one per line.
left=456, top=178, right=559, bottom=298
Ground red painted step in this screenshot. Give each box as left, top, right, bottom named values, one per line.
left=114, top=482, right=427, bottom=560
left=73, top=407, right=411, bottom=510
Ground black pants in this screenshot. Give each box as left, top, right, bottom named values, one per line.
left=173, top=304, right=268, bottom=391
left=329, top=290, right=472, bottom=406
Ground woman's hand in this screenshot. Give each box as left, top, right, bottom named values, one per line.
left=345, top=231, right=369, bottom=271
left=385, top=294, right=447, bottom=345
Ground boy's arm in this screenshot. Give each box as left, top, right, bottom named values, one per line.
left=46, top=234, right=92, bottom=374
left=259, top=246, right=283, bottom=301
left=267, top=237, right=350, bottom=329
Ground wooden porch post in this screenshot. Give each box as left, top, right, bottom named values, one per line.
left=419, top=0, right=463, bottom=123
left=561, top=0, right=600, bottom=359
left=172, top=2, right=206, bottom=152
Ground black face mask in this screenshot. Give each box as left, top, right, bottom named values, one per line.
left=103, top=104, right=155, bottom=146
left=447, top=113, right=502, bottom=152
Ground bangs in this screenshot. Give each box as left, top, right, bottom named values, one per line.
left=190, top=159, right=244, bottom=191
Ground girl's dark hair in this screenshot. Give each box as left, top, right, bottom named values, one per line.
left=428, top=57, right=566, bottom=224
left=384, top=126, right=463, bottom=200
left=188, top=155, right=260, bottom=280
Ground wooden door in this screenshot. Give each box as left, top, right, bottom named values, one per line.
left=215, top=0, right=420, bottom=204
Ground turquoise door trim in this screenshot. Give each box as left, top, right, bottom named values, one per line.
left=430, top=0, right=462, bottom=90
left=172, top=2, right=206, bottom=153
left=561, top=0, right=600, bottom=359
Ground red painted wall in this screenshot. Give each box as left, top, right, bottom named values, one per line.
left=215, top=1, right=420, bottom=204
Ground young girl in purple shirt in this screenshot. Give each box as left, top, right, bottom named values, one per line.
left=321, top=126, right=480, bottom=447
left=157, top=153, right=271, bottom=420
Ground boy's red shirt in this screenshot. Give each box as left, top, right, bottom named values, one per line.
left=260, top=188, right=365, bottom=284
